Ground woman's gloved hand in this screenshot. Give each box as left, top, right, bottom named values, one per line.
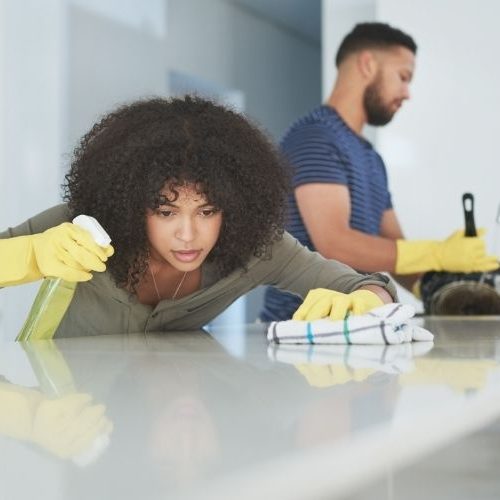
left=32, top=223, right=114, bottom=281
left=0, top=222, right=114, bottom=285
left=293, top=289, right=384, bottom=321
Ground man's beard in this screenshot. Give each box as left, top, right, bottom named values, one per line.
left=363, top=78, right=396, bottom=126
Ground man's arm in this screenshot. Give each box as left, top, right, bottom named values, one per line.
left=295, top=183, right=420, bottom=290
left=295, top=183, right=398, bottom=272
left=294, top=181, right=497, bottom=279
left=379, top=209, right=420, bottom=290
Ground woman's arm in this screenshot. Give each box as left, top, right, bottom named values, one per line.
left=251, top=231, right=397, bottom=301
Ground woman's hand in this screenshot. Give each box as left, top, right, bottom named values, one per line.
left=32, top=222, right=114, bottom=282
left=293, top=286, right=392, bottom=321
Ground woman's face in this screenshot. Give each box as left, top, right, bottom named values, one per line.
left=146, top=184, right=223, bottom=272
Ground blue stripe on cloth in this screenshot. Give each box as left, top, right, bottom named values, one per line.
left=343, top=314, right=351, bottom=344
left=306, top=322, right=314, bottom=344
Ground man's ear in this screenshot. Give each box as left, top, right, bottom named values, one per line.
left=357, top=50, right=378, bottom=81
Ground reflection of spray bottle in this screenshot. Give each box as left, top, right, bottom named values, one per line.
left=17, top=215, right=111, bottom=341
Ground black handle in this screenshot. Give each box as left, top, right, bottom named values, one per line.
left=462, top=192, right=477, bottom=237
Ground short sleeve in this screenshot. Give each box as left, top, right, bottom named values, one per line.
left=281, top=125, right=348, bottom=189
left=372, top=150, right=392, bottom=210
left=386, top=190, right=393, bottom=210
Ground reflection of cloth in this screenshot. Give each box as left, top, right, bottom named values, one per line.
left=267, top=304, right=434, bottom=345
left=268, top=342, right=434, bottom=387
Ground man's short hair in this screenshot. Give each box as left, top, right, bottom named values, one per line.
left=335, top=22, right=417, bottom=67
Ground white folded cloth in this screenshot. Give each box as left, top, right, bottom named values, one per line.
left=267, top=303, right=434, bottom=345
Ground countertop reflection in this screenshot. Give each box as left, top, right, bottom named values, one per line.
left=1, top=318, right=500, bottom=500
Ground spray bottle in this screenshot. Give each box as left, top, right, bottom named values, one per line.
left=16, top=215, right=111, bottom=341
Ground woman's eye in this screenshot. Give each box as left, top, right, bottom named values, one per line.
left=200, top=208, right=216, bottom=217
left=158, top=209, right=175, bottom=217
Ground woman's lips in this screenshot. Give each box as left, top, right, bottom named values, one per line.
left=172, top=250, right=201, bottom=262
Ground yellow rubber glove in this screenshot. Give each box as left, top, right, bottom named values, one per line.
left=396, top=229, right=499, bottom=275
left=293, top=289, right=384, bottom=321
left=0, top=222, right=114, bottom=286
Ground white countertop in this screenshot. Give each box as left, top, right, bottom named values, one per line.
left=1, top=317, right=500, bottom=500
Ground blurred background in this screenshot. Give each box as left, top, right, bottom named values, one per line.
left=1, top=0, right=499, bottom=339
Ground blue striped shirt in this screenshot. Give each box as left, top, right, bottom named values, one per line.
left=261, top=105, right=392, bottom=321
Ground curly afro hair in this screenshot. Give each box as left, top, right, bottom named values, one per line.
left=63, top=96, right=290, bottom=291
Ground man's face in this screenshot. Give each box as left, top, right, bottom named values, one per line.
left=363, top=46, right=415, bottom=126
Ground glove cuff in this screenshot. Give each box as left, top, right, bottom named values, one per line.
left=396, top=239, right=442, bottom=275
left=0, top=235, right=43, bottom=286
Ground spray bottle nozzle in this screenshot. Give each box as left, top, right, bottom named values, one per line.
left=72, top=215, right=111, bottom=247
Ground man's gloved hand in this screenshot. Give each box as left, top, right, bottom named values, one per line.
left=0, top=222, right=114, bottom=286
left=396, top=229, right=499, bottom=275
left=293, top=289, right=384, bottom=321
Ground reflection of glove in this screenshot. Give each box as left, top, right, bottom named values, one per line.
left=0, top=222, right=114, bottom=286
left=396, top=229, right=499, bottom=275
left=0, top=386, right=112, bottom=460
left=31, top=393, right=113, bottom=460
left=293, top=289, right=383, bottom=321
left=296, top=364, right=374, bottom=387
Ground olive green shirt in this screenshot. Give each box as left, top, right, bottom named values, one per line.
left=1, top=204, right=397, bottom=337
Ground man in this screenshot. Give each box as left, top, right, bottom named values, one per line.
left=261, top=22, right=498, bottom=321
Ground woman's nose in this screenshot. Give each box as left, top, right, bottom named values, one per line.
left=175, top=217, right=196, bottom=242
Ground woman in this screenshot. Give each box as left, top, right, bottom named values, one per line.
left=0, top=96, right=395, bottom=337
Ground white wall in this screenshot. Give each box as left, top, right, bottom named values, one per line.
left=0, top=0, right=67, bottom=338
left=376, top=0, right=500, bottom=246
